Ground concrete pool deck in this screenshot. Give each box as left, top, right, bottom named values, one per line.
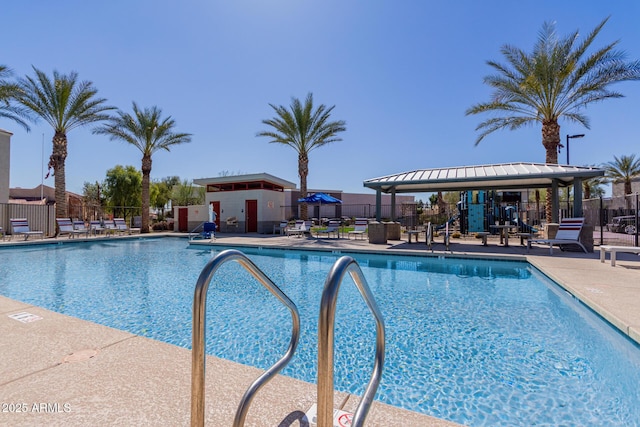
left=1, top=231, right=639, bottom=426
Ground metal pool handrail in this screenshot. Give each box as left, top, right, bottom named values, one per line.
left=317, top=256, right=385, bottom=427
left=191, top=249, right=300, bottom=427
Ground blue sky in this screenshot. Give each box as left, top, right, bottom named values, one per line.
left=2, top=1, right=639, bottom=198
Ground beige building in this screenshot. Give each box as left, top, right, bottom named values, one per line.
left=0, top=129, right=11, bottom=204
left=191, top=173, right=297, bottom=233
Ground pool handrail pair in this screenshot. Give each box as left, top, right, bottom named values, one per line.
left=190, top=249, right=385, bottom=427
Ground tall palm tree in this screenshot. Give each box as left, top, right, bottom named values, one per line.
left=0, top=65, right=30, bottom=131
left=583, top=177, right=606, bottom=199
left=257, top=93, right=346, bottom=220
left=94, top=102, right=192, bottom=233
left=466, top=17, right=640, bottom=221
left=603, top=154, right=640, bottom=196
left=14, top=67, right=114, bottom=218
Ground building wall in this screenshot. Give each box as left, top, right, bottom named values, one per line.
left=0, top=130, right=11, bottom=204
left=612, top=178, right=640, bottom=197
left=207, top=189, right=287, bottom=233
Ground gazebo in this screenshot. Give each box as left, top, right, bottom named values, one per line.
left=363, top=162, right=605, bottom=223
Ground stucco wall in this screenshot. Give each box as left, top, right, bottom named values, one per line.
left=612, top=178, right=640, bottom=197
left=208, top=189, right=287, bottom=233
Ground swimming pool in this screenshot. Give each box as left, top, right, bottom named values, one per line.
left=1, top=237, right=639, bottom=426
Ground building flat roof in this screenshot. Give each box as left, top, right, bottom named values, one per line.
left=193, top=173, right=297, bottom=189
left=363, top=162, right=605, bottom=193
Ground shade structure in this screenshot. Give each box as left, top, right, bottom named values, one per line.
left=297, top=192, right=342, bottom=204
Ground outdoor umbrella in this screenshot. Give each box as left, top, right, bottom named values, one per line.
left=297, top=192, right=342, bottom=222
left=297, top=192, right=342, bottom=205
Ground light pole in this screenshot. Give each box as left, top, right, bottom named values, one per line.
left=566, top=134, right=585, bottom=165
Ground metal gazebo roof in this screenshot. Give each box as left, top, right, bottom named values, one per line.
left=363, top=162, right=605, bottom=193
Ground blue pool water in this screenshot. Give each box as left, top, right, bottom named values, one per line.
left=1, top=238, right=639, bottom=426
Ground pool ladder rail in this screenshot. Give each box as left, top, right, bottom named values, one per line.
left=191, top=249, right=386, bottom=427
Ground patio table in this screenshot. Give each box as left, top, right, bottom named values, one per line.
left=489, top=224, right=518, bottom=247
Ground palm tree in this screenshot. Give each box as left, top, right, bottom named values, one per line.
left=14, top=67, right=114, bottom=218
left=0, top=65, right=30, bottom=130
left=466, top=17, right=640, bottom=221
left=583, top=176, right=606, bottom=199
left=603, top=154, right=640, bottom=196
left=94, top=103, right=192, bottom=233
left=257, top=93, right=346, bottom=219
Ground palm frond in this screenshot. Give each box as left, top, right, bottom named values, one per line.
left=467, top=18, right=639, bottom=146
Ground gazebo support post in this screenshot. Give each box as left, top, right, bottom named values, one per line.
left=390, top=189, right=396, bottom=221
left=552, top=179, right=559, bottom=222
left=573, top=178, right=583, bottom=217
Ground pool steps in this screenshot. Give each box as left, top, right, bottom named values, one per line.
left=191, top=249, right=385, bottom=427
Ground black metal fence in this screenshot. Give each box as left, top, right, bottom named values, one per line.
left=382, top=194, right=640, bottom=247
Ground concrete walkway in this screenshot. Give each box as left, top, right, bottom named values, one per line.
left=1, top=231, right=639, bottom=426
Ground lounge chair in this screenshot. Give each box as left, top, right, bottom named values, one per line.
left=90, top=220, right=105, bottom=236
left=103, top=220, right=120, bottom=236
left=10, top=218, right=44, bottom=240
left=114, top=218, right=129, bottom=234
left=286, top=220, right=309, bottom=237
left=73, top=220, right=91, bottom=238
left=315, top=220, right=340, bottom=238
left=56, top=218, right=87, bottom=239
left=599, top=245, right=640, bottom=266
left=347, top=219, right=368, bottom=240
left=530, top=217, right=588, bottom=254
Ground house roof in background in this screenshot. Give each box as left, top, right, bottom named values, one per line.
left=9, top=185, right=82, bottom=202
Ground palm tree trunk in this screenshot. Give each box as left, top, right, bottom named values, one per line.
left=583, top=181, right=591, bottom=200
left=299, top=153, right=309, bottom=220
left=141, top=155, right=152, bottom=233
left=52, top=131, right=68, bottom=219
left=542, top=120, right=560, bottom=222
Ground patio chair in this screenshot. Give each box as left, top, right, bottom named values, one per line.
left=529, top=217, right=588, bottom=255
left=226, top=217, right=238, bottom=230
left=274, top=220, right=289, bottom=235
left=315, top=220, right=340, bottom=238
left=348, top=218, right=368, bottom=240
left=201, top=222, right=216, bottom=239
left=10, top=218, right=44, bottom=241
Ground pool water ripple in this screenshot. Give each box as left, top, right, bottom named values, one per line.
left=1, top=238, right=639, bottom=427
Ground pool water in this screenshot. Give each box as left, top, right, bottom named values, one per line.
left=1, top=238, right=639, bottom=427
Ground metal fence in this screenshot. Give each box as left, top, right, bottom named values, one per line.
left=395, top=193, right=640, bottom=247
left=1, top=203, right=145, bottom=237
left=0, top=204, right=56, bottom=237
left=283, top=204, right=416, bottom=223
left=584, top=193, right=639, bottom=247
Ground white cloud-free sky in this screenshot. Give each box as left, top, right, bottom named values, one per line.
left=2, top=0, right=639, bottom=197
